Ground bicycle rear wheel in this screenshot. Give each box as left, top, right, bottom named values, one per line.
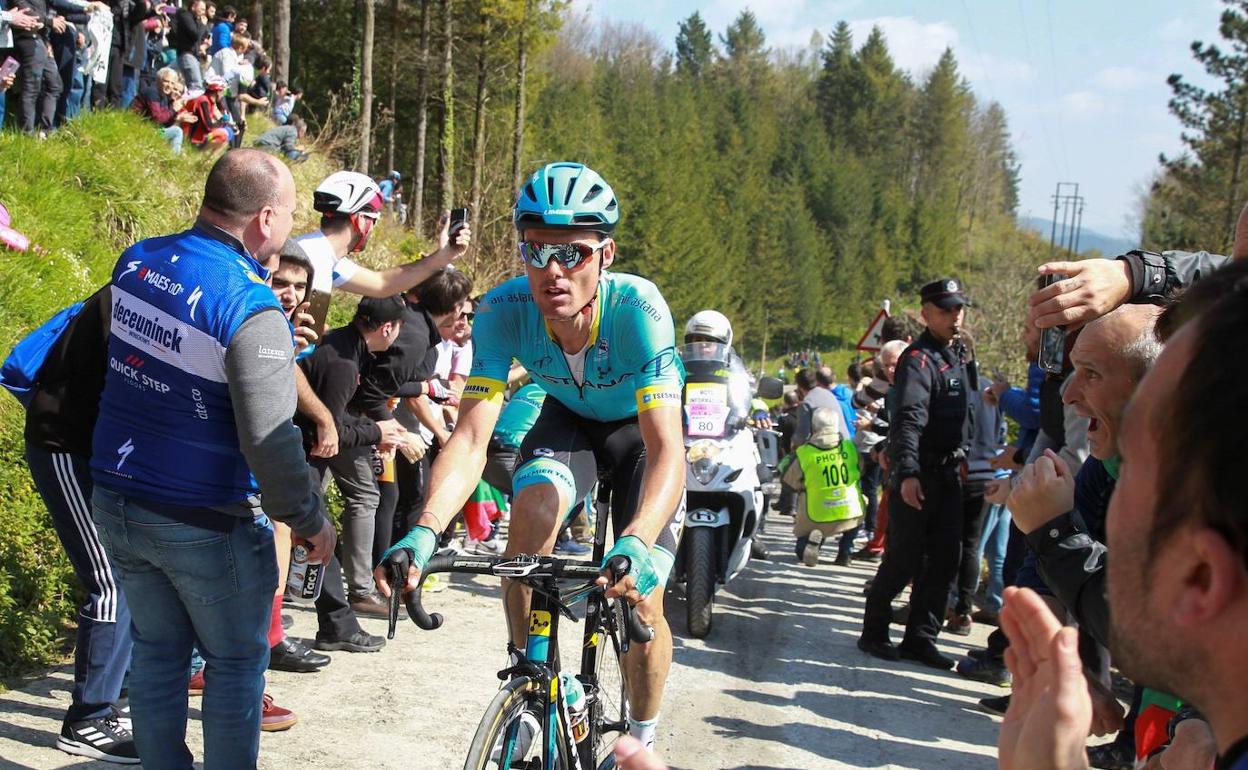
left=465, top=677, right=571, bottom=770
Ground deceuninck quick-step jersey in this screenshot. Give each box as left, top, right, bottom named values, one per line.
left=91, top=225, right=287, bottom=506
left=463, top=272, right=684, bottom=421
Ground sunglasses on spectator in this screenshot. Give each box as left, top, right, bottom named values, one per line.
left=437, top=310, right=474, bottom=329
left=518, top=239, right=610, bottom=270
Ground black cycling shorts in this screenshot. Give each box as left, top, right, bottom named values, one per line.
left=511, top=395, right=684, bottom=581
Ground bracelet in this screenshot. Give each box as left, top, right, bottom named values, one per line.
left=420, top=510, right=444, bottom=533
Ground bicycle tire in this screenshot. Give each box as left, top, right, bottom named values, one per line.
left=465, top=677, right=571, bottom=770
left=591, top=615, right=629, bottom=768
left=685, top=525, right=716, bottom=638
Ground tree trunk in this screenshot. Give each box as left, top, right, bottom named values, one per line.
left=358, top=0, right=376, bottom=172
left=385, top=0, right=400, bottom=174
left=410, top=0, right=431, bottom=230
left=273, top=0, right=290, bottom=84
left=251, top=0, right=263, bottom=45
left=511, top=0, right=530, bottom=193
left=436, top=0, right=454, bottom=211
left=469, top=10, right=489, bottom=221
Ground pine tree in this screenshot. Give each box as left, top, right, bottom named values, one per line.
left=675, top=12, right=713, bottom=77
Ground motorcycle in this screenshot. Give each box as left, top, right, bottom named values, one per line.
left=673, top=340, right=783, bottom=638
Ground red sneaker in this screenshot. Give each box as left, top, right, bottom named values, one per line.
left=188, top=670, right=205, bottom=697
left=261, top=693, right=298, bottom=732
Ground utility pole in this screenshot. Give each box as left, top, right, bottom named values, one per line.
left=1049, top=182, right=1086, bottom=258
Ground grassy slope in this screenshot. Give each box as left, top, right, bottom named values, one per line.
left=0, top=111, right=428, bottom=678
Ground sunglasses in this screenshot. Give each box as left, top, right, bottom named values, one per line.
left=518, top=239, right=610, bottom=270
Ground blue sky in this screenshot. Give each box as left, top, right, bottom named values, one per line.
left=574, top=0, right=1227, bottom=239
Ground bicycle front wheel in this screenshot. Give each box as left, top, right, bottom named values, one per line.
left=590, top=611, right=630, bottom=768
left=465, top=676, right=571, bottom=770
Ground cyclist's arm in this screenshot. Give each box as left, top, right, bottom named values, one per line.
left=625, top=402, right=685, bottom=547
left=414, top=395, right=501, bottom=534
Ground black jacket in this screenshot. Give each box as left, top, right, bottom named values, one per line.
left=24, top=285, right=111, bottom=457
left=350, top=301, right=439, bottom=422
left=1119, top=249, right=1228, bottom=304
left=888, top=330, right=973, bottom=480
left=1026, top=457, right=1117, bottom=648
left=296, top=325, right=380, bottom=452
left=169, top=6, right=206, bottom=54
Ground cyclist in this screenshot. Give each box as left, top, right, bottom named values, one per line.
left=377, top=162, right=686, bottom=751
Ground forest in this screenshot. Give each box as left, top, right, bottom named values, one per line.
left=274, top=2, right=1035, bottom=359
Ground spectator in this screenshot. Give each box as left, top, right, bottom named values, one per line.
left=208, top=27, right=247, bottom=145
left=296, top=295, right=409, bottom=618
left=853, top=340, right=906, bottom=561
left=11, top=0, right=64, bottom=134
left=782, top=406, right=864, bottom=567
left=1000, top=267, right=1248, bottom=770
left=207, top=1, right=230, bottom=54
left=170, top=0, right=206, bottom=90
left=271, top=80, right=299, bottom=124
left=131, top=64, right=195, bottom=152
left=792, top=367, right=847, bottom=449
left=101, top=0, right=154, bottom=108
left=89, top=149, right=335, bottom=769
left=179, top=73, right=233, bottom=148
left=1, top=3, right=41, bottom=126
left=253, top=114, right=307, bottom=161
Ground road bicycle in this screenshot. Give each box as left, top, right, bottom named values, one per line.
left=387, top=520, right=652, bottom=769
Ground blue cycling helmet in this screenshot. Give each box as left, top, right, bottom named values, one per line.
left=514, top=162, right=618, bottom=234
left=389, top=170, right=401, bottom=181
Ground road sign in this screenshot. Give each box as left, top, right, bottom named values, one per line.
left=856, top=309, right=890, bottom=352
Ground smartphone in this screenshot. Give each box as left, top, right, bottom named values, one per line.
left=449, top=207, right=469, bottom=236
left=0, top=57, right=20, bottom=81
left=1037, top=274, right=1068, bottom=375
left=303, top=288, right=331, bottom=335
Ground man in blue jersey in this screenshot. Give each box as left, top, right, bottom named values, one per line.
left=378, top=162, right=686, bottom=751
left=90, top=150, right=335, bottom=770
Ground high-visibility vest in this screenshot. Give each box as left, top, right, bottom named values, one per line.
left=795, top=441, right=864, bottom=523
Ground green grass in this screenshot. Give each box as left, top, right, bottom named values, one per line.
left=0, top=111, right=430, bottom=679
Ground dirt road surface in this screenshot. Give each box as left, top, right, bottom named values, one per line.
left=0, top=526, right=1007, bottom=769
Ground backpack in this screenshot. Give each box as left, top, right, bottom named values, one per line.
left=1, top=302, right=86, bottom=407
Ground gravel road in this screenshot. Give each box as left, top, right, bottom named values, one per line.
left=0, top=524, right=1007, bottom=769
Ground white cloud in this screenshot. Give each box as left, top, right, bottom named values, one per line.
left=1062, top=90, right=1106, bottom=115
left=1159, top=17, right=1196, bottom=42
left=1092, top=65, right=1146, bottom=91
left=846, top=16, right=959, bottom=75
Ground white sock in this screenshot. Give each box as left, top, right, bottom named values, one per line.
left=627, top=714, right=659, bottom=750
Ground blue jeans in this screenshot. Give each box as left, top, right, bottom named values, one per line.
left=975, top=503, right=1011, bottom=611
left=177, top=52, right=202, bottom=91
left=92, top=487, right=277, bottom=770
left=120, top=67, right=137, bottom=109
left=161, top=125, right=184, bottom=154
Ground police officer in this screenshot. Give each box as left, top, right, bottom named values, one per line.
left=858, top=277, right=974, bottom=670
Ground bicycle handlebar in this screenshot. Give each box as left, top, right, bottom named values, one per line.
left=386, top=551, right=654, bottom=644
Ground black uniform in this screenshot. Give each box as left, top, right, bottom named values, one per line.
left=861, top=319, right=973, bottom=654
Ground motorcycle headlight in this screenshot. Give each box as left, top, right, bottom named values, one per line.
left=687, top=441, right=723, bottom=484
left=692, top=456, right=721, bottom=484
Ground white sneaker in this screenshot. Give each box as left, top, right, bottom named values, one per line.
left=490, top=710, right=541, bottom=762
left=802, top=530, right=824, bottom=567
left=465, top=536, right=505, bottom=556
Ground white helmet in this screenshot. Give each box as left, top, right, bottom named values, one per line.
left=313, top=171, right=384, bottom=218
left=685, top=309, right=733, bottom=347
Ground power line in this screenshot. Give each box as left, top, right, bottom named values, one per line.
left=1016, top=0, right=1064, bottom=180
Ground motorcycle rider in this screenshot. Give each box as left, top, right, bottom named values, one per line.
left=682, top=310, right=769, bottom=560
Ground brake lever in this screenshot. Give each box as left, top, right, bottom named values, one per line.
left=385, top=548, right=411, bottom=639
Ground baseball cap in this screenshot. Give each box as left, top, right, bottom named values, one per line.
left=354, top=295, right=406, bottom=325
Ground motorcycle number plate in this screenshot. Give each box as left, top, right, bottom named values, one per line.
left=685, top=383, right=730, bottom=437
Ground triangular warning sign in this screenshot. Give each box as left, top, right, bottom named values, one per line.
left=856, top=309, right=890, bottom=352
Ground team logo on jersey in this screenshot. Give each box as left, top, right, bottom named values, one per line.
left=113, top=298, right=184, bottom=353
left=137, top=266, right=185, bottom=297
left=119, top=260, right=142, bottom=280
left=116, top=438, right=135, bottom=470
left=533, top=447, right=555, bottom=458
left=110, top=355, right=171, bottom=394
left=186, top=287, right=204, bottom=320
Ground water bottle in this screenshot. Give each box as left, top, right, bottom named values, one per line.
left=286, top=539, right=324, bottom=602
left=559, top=672, right=589, bottom=743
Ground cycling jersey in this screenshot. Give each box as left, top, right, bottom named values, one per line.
left=91, top=224, right=285, bottom=507
left=463, top=271, right=683, bottom=421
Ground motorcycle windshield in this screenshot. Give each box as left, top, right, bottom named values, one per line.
left=679, top=343, right=751, bottom=439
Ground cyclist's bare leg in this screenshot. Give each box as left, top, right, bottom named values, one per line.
left=621, top=587, right=671, bottom=721
left=502, top=482, right=568, bottom=648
